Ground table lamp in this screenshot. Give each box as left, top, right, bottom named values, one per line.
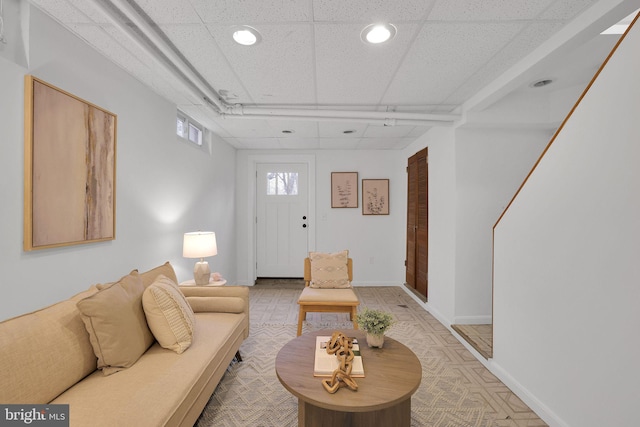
left=183, top=231, right=217, bottom=285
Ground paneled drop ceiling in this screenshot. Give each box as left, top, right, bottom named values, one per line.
left=29, top=0, right=639, bottom=149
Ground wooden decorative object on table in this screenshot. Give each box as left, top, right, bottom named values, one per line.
left=321, top=332, right=358, bottom=394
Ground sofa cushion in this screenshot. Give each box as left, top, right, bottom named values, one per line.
left=77, top=272, right=154, bottom=375
left=186, top=296, right=246, bottom=313
left=0, top=286, right=99, bottom=404
left=143, top=275, right=195, bottom=354
left=50, top=312, right=247, bottom=427
left=309, top=250, right=351, bottom=288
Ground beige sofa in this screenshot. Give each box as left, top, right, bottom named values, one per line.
left=0, top=262, right=249, bottom=427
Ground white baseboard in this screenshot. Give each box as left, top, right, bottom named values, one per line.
left=488, top=361, right=569, bottom=427
left=396, top=286, right=565, bottom=426
left=351, top=281, right=402, bottom=287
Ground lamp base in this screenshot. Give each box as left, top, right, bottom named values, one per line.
left=193, top=261, right=211, bottom=286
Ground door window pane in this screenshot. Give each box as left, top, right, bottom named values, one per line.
left=266, top=172, right=298, bottom=195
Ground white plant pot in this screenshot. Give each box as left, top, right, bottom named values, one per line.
left=366, top=332, right=385, bottom=348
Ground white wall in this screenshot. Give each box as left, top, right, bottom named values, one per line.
left=401, top=126, right=549, bottom=325
left=403, top=127, right=457, bottom=323
left=492, top=19, right=640, bottom=427
left=454, top=128, right=550, bottom=323
left=235, top=149, right=406, bottom=285
left=0, top=6, right=237, bottom=321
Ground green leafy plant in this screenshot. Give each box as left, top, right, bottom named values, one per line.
left=355, top=308, right=394, bottom=336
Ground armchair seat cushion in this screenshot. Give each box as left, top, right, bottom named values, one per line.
left=298, top=287, right=359, bottom=304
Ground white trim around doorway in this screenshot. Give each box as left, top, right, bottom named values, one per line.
left=246, top=154, right=316, bottom=284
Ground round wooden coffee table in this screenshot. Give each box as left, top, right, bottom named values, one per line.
left=275, top=329, right=421, bottom=427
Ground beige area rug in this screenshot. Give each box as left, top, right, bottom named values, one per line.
left=195, top=285, right=547, bottom=427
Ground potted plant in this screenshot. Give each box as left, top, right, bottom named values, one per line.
left=355, top=308, right=395, bottom=348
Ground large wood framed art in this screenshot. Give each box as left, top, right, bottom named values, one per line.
left=24, top=75, right=117, bottom=251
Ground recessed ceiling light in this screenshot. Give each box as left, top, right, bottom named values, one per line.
left=361, top=23, right=397, bottom=44
left=530, top=79, right=554, bottom=88
left=232, top=26, right=261, bottom=46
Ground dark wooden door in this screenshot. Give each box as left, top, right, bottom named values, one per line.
left=406, top=148, right=428, bottom=299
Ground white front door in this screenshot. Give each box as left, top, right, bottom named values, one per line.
left=256, top=163, right=309, bottom=277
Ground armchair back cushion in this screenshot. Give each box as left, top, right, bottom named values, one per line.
left=307, top=250, right=351, bottom=289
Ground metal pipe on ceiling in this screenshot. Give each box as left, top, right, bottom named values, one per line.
left=228, top=105, right=459, bottom=122
left=90, top=0, right=460, bottom=126
left=223, top=114, right=451, bottom=127
left=91, top=0, right=226, bottom=114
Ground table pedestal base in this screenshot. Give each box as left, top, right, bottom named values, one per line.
left=298, top=397, right=411, bottom=427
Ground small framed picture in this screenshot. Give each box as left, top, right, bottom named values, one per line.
left=362, top=179, right=389, bottom=215
left=331, top=172, right=358, bottom=208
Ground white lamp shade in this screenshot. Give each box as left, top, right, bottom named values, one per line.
left=183, top=232, right=217, bottom=258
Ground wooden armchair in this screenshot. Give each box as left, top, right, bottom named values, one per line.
left=296, top=257, right=359, bottom=336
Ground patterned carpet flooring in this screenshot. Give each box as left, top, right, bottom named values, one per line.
left=195, top=284, right=547, bottom=427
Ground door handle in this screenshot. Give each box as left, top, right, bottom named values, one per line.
left=302, top=224, right=307, bottom=228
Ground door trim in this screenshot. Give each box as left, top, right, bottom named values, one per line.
left=246, top=154, right=316, bottom=284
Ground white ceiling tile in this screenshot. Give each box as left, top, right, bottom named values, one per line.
left=207, top=23, right=316, bottom=104
left=318, top=122, right=368, bottom=138
left=358, top=137, right=414, bottom=149
left=161, top=24, right=250, bottom=103
left=444, top=21, right=566, bottom=105
left=313, top=0, right=436, bottom=22
left=266, top=120, right=319, bottom=137
left=363, top=124, right=415, bottom=138
left=70, top=24, right=147, bottom=72
left=428, top=0, right=556, bottom=21
left=278, top=137, right=320, bottom=149
left=31, top=0, right=629, bottom=150
left=407, top=126, right=431, bottom=138
left=538, top=0, right=600, bottom=20
left=66, top=0, right=112, bottom=24
left=318, top=138, right=361, bottom=150
left=135, top=0, right=201, bottom=24
left=382, top=22, right=525, bottom=105
left=315, top=22, right=419, bottom=105
left=189, top=0, right=313, bottom=23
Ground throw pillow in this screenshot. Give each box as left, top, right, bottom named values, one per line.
left=137, top=262, right=179, bottom=288
left=142, top=275, right=195, bottom=354
left=309, top=250, right=350, bottom=288
left=76, top=272, right=154, bottom=375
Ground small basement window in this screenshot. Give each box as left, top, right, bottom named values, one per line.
left=177, top=112, right=203, bottom=146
